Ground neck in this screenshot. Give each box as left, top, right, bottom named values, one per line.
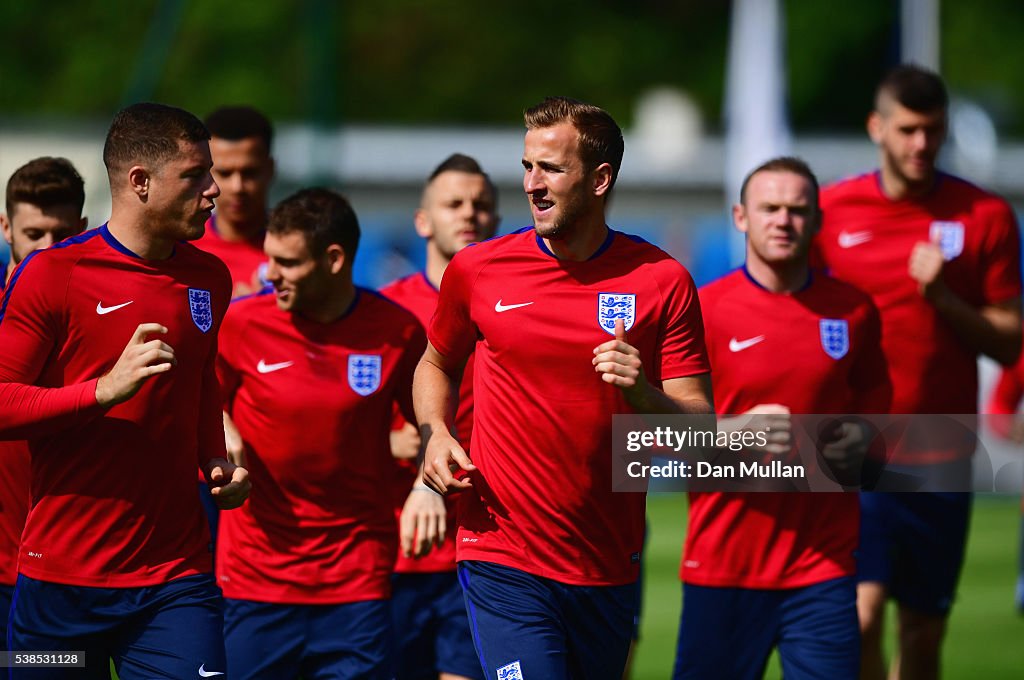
left=879, top=164, right=936, bottom=201
left=745, top=256, right=809, bottom=293
left=214, top=213, right=265, bottom=244
left=424, top=242, right=449, bottom=289
left=300, top=280, right=357, bottom=324
left=106, top=210, right=174, bottom=260
left=543, top=217, right=609, bottom=262
left=5, top=260, right=15, bottom=284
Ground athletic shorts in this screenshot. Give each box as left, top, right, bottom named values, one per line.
left=224, top=597, right=392, bottom=680
left=457, top=560, right=637, bottom=680
left=8, top=573, right=224, bottom=680
left=858, top=491, right=971, bottom=616
left=673, top=576, right=858, bottom=680
left=391, top=571, right=483, bottom=680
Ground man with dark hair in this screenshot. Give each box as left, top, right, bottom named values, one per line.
left=0, top=102, right=249, bottom=679
left=1, top=157, right=87, bottom=283
left=675, top=157, right=890, bottom=679
left=216, top=188, right=425, bottom=679
left=415, top=97, right=713, bottom=679
left=815, top=64, right=1022, bottom=679
left=382, top=152, right=499, bottom=680
left=0, top=156, right=88, bottom=649
left=198, top=105, right=275, bottom=297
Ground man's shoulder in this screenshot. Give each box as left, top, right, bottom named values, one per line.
left=380, top=271, right=432, bottom=300
left=936, top=173, right=1015, bottom=216
left=9, top=228, right=103, bottom=281
left=698, top=268, right=744, bottom=299
left=178, top=240, right=233, bottom=273
left=608, top=230, right=694, bottom=287
left=821, top=172, right=878, bottom=206
left=358, top=288, right=425, bottom=336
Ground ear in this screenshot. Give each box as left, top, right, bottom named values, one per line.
left=413, top=209, right=433, bottom=239
left=867, top=111, right=883, bottom=145
left=732, top=203, right=748, bottom=234
left=0, top=213, right=12, bottom=245
left=127, top=165, right=150, bottom=199
left=592, top=163, right=613, bottom=198
left=325, top=243, right=346, bottom=274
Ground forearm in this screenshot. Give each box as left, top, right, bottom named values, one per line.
left=929, top=288, right=1022, bottom=365
left=412, top=357, right=458, bottom=440
left=625, top=382, right=713, bottom=415
left=629, top=373, right=714, bottom=416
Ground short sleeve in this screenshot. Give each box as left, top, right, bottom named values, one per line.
left=427, top=250, right=478, bottom=364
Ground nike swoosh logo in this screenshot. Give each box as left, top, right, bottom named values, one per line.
left=495, top=299, right=533, bottom=313
left=198, top=666, right=224, bottom=678
left=837, top=230, right=872, bottom=248
left=257, top=359, right=294, bottom=374
left=729, top=335, right=765, bottom=352
left=96, top=301, right=134, bottom=315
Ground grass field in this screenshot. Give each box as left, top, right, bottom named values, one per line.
left=631, top=493, right=1024, bottom=679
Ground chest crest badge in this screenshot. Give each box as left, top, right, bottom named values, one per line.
left=598, top=293, right=636, bottom=334
left=929, top=221, right=965, bottom=261
left=819, top=319, right=849, bottom=360
left=188, top=288, right=213, bottom=333
left=348, top=354, right=382, bottom=396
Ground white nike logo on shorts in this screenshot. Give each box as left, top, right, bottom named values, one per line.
left=96, top=300, right=134, bottom=315
left=198, top=665, right=224, bottom=678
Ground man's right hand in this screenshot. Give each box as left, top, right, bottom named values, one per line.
left=95, top=324, right=176, bottom=407
left=421, top=427, right=475, bottom=495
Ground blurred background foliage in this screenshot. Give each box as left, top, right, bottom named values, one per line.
left=1, top=0, right=1021, bottom=133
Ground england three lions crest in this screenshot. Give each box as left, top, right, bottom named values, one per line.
left=348, top=354, right=382, bottom=396
left=929, top=221, right=965, bottom=260
left=598, top=293, right=636, bottom=334
left=819, top=319, right=849, bottom=360
left=188, top=288, right=213, bottom=333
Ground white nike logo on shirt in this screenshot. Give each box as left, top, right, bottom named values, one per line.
left=495, top=299, right=534, bottom=313
left=96, top=301, right=134, bottom=315
left=837, top=230, right=873, bottom=248
left=728, top=335, right=765, bottom=352
left=257, top=359, right=294, bottom=374
left=198, top=665, right=224, bottom=678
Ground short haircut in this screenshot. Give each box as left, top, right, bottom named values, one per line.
left=6, top=157, right=86, bottom=217
left=425, top=153, right=498, bottom=207
left=268, top=188, right=360, bottom=262
left=739, top=156, right=820, bottom=212
left=875, top=64, right=948, bottom=114
left=204, top=105, right=274, bottom=149
left=523, top=96, right=625, bottom=189
left=103, top=102, right=210, bottom=173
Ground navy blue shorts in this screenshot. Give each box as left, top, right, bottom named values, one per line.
left=673, top=576, right=859, bottom=680
left=224, top=597, right=392, bottom=679
left=391, top=571, right=482, bottom=680
left=8, top=573, right=224, bottom=680
left=858, top=491, right=971, bottom=616
left=0, top=584, right=12, bottom=652
left=458, top=560, right=637, bottom=680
